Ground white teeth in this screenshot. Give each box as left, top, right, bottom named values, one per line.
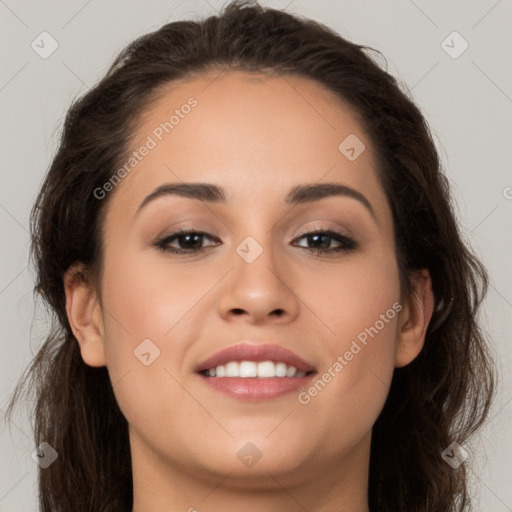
left=275, top=362, right=288, bottom=377
left=203, top=360, right=309, bottom=378
left=225, top=361, right=239, bottom=377
left=239, top=361, right=257, bottom=378
left=257, top=361, right=276, bottom=377
left=286, top=365, right=297, bottom=377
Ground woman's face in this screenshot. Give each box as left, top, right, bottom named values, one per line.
left=75, top=70, right=418, bottom=490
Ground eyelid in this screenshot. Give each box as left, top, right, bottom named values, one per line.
left=294, top=223, right=354, bottom=240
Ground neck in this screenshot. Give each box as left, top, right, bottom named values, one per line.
left=131, top=430, right=371, bottom=512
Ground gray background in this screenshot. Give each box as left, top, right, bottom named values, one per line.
left=1, top=0, right=511, bottom=510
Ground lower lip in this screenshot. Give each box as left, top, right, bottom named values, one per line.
left=196, top=373, right=316, bottom=401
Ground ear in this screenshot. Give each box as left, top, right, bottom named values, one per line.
left=63, top=263, right=106, bottom=367
left=395, top=269, right=435, bottom=368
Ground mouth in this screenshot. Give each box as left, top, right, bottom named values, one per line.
left=194, top=342, right=317, bottom=401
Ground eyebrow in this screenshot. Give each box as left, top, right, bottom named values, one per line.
left=136, top=182, right=376, bottom=219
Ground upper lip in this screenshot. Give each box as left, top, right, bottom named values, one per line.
left=194, top=342, right=317, bottom=373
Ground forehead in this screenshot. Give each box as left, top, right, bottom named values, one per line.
left=105, top=69, right=387, bottom=219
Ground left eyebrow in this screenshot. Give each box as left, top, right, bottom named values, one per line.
left=285, top=182, right=375, bottom=219
left=136, top=182, right=376, bottom=220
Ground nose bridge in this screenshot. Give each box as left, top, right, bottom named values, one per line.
left=232, top=230, right=282, bottom=292
left=229, top=200, right=280, bottom=269
left=216, top=226, right=300, bottom=322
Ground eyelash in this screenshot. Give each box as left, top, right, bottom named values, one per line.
left=153, top=227, right=357, bottom=256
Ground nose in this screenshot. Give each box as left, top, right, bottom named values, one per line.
left=217, top=237, right=300, bottom=325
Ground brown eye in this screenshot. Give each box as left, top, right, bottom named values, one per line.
left=293, top=229, right=356, bottom=255
left=154, top=229, right=219, bottom=254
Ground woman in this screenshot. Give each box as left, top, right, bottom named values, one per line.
left=6, top=1, right=496, bottom=510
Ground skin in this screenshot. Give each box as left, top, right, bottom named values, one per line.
left=64, top=70, right=434, bottom=512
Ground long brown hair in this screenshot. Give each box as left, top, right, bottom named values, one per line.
left=6, top=1, right=496, bottom=510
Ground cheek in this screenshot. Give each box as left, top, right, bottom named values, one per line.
left=97, top=250, right=201, bottom=443
left=303, top=246, right=401, bottom=359
left=294, top=250, right=401, bottom=442
left=99, top=248, right=201, bottom=353
left=97, top=249, right=218, bottom=412
left=296, top=309, right=399, bottom=461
